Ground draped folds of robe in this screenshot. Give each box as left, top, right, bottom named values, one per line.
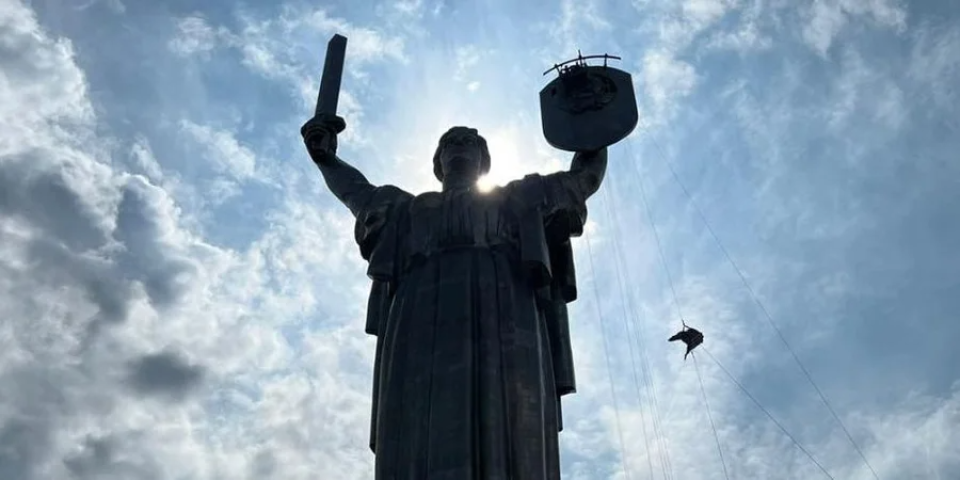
left=354, top=171, right=589, bottom=480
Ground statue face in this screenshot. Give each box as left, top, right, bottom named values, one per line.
left=439, top=132, right=482, bottom=180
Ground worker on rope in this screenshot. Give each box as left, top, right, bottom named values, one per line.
left=668, top=321, right=704, bottom=360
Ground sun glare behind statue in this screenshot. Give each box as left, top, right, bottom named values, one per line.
left=475, top=154, right=567, bottom=193
left=475, top=174, right=497, bottom=193
left=475, top=128, right=548, bottom=193
left=475, top=150, right=526, bottom=193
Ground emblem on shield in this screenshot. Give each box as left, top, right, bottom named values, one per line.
left=539, top=53, right=639, bottom=152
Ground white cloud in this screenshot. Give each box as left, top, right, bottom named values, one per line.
left=634, top=0, right=738, bottom=50
left=1, top=2, right=375, bottom=479
left=453, top=44, right=484, bottom=82
left=545, top=0, right=613, bottom=54
left=561, top=0, right=612, bottom=32
left=178, top=120, right=258, bottom=181
left=908, top=22, right=960, bottom=111
left=801, top=0, right=907, bottom=56
left=74, top=0, right=126, bottom=14
left=682, top=0, right=737, bottom=31
left=227, top=6, right=406, bottom=83
left=168, top=16, right=224, bottom=57
left=129, top=137, right=164, bottom=182
left=391, top=0, right=424, bottom=16
left=0, top=7, right=92, bottom=142
left=626, top=0, right=735, bottom=126
left=708, top=16, right=772, bottom=52
left=640, top=50, right=699, bottom=126
left=166, top=6, right=408, bottom=151
left=297, top=10, right=406, bottom=64
left=0, top=4, right=222, bottom=466
left=802, top=0, right=850, bottom=56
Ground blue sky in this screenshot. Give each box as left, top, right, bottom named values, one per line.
left=2, top=0, right=959, bottom=478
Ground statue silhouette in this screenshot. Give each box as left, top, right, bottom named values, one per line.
left=302, top=113, right=606, bottom=479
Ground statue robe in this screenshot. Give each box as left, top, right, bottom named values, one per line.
left=349, top=167, right=595, bottom=480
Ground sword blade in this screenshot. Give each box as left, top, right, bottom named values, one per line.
left=315, top=34, right=347, bottom=116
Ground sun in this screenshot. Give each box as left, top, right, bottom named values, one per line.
left=473, top=129, right=540, bottom=193
left=475, top=159, right=528, bottom=192
left=476, top=175, right=497, bottom=192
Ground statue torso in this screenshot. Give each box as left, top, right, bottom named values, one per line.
left=406, top=185, right=520, bottom=258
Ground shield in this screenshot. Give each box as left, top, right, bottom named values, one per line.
left=539, top=56, right=639, bottom=152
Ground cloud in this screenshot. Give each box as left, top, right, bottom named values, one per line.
left=801, top=0, right=907, bottom=56
left=168, top=15, right=224, bottom=57
left=680, top=0, right=737, bottom=35
left=640, top=50, right=699, bottom=125
left=0, top=12, right=380, bottom=480
left=706, top=2, right=773, bottom=52
left=856, top=385, right=960, bottom=477
left=825, top=48, right=906, bottom=131
left=560, top=0, right=611, bottom=33
left=163, top=4, right=410, bottom=157
left=5, top=0, right=960, bottom=478
left=453, top=44, right=484, bottom=82
left=168, top=6, right=406, bottom=80
left=633, top=0, right=737, bottom=49
left=179, top=120, right=258, bottom=180
left=0, top=4, right=248, bottom=478
left=129, top=137, right=164, bottom=182
left=390, top=0, right=425, bottom=17
left=0, top=4, right=92, bottom=139
left=124, top=350, right=205, bottom=401
left=74, top=0, right=126, bottom=15
left=543, top=0, right=613, bottom=55
left=907, top=21, right=960, bottom=112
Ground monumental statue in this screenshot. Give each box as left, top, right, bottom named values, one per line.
left=301, top=35, right=638, bottom=480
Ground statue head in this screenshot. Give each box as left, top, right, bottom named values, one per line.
left=432, top=126, right=491, bottom=184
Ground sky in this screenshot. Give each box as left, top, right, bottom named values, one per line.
left=1, top=0, right=959, bottom=478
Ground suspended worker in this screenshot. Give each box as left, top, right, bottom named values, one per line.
left=668, top=321, right=704, bottom=360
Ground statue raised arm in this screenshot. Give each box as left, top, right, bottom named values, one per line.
left=300, top=113, right=381, bottom=218
left=565, top=148, right=607, bottom=198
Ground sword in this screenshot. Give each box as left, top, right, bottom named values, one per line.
left=315, top=33, right=347, bottom=130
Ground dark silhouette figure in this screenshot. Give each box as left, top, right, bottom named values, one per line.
left=301, top=113, right=606, bottom=479
left=668, top=322, right=704, bottom=360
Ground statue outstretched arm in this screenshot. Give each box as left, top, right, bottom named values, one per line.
left=302, top=115, right=377, bottom=217
left=315, top=154, right=378, bottom=217
left=509, top=147, right=608, bottom=212
left=567, top=147, right=608, bottom=199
